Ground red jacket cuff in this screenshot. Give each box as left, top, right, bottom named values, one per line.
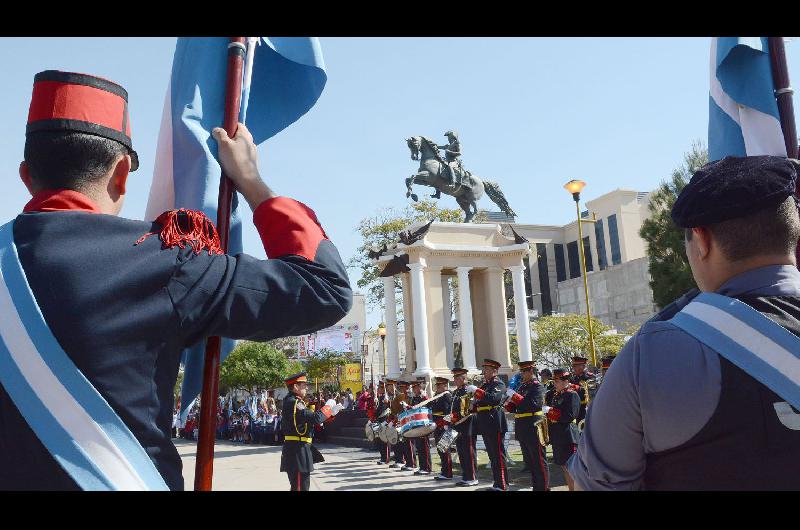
left=253, top=197, right=328, bottom=261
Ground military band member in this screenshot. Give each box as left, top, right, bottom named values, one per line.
left=569, top=356, right=596, bottom=422
left=450, top=368, right=478, bottom=486
left=393, top=380, right=417, bottom=471
left=430, top=376, right=454, bottom=480
left=385, top=378, right=405, bottom=468
left=465, top=358, right=509, bottom=491
left=600, top=355, right=614, bottom=377
left=547, top=368, right=580, bottom=491
left=373, top=381, right=391, bottom=465
left=281, top=372, right=342, bottom=491
left=505, top=361, right=549, bottom=491
left=410, top=378, right=433, bottom=475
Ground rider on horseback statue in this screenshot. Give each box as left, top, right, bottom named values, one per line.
left=438, top=130, right=465, bottom=188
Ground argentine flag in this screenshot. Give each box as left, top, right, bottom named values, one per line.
left=709, top=37, right=787, bottom=161
left=145, top=37, right=327, bottom=421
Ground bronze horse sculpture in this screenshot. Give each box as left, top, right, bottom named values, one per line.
left=405, top=136, right=515, bottom=223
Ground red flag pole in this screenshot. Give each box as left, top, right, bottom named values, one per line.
left=194, top=36, right=247, bottom=491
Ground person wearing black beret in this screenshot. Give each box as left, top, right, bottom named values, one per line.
left=570, top=155, right=800, bottom=490
left=281, top=372, right=343, bottom=491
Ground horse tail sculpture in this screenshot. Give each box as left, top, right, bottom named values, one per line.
left=483, top=180, right=516, bottom=218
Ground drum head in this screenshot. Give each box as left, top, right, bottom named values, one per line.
left=365, top=422, right=375, bottom=441
left=403, top=423, right=436, bottom=438
left=387, top=426, right=399, bottom=445
left=378, top=424, right=389, bottom=443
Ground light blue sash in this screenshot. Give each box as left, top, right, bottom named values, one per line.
left=0, top=220, right=169, bottom=490
left=671, top=292, right=800, bottom=412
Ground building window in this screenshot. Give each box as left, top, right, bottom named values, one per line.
left=555, top=243, right=566, bottom=282
left=583, top=236, right=593, bottom=272
left=535, top=243, right=553, bottom=315
left=595, top=218, right=607, bottom=270
left=608, top=214, right=622, bottom=265
left=567, top=241, right=580, bottom=279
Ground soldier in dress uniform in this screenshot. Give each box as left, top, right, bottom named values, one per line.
left=393, top=380, right=417, bottom=471
left=464, top=358, right=509, bottom=491
left=450, top=368, right=479, bottom=486
left=569, top=356, right=596, bottom=422
left=505, top=361, right=549, bottom=491
left=373, top=381, right=391, bottom=465
left=430, top=376, right=454, bottom=481
left=385, top=378, right=405, bottom=468
left=0, top=71, right=352, bottom=491
left=410, top=378, right=433, bottom=475
left=541, top=368, right=555, bottom=407
left=546, top=368, right=580, bottom=491
left=569, top=156, right=800, bottom=490
left=600, top=356, right=614, bottom=377
left=280, top=372, right=342, bottom=491
left=437, top=130, right=463, bottom=187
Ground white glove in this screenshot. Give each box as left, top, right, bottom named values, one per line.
left=465, top=385, right=478, bottom=394
left=443, top=414, right=453, bottom=423
left=505, top=388, right=516, bottom=398
left=400, top=401, right=409, bottom=408
left=542, top=406, right=550, bottom=414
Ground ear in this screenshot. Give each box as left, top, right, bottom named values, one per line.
left=692, top=227, right=713, bottom=259
left=110, top=154, right=131, bottom=198
left=19, top=162, right=36, bottom=195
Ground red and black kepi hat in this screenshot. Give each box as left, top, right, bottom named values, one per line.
left=518, top=360, right=535, bottom=371
left=27, top=70, right=139, bottom=171
left=284, top=372, right=308, bottom=385
left=482, top=358, right=501, bottom=369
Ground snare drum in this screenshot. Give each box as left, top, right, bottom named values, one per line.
left=436, top=427, right=459, bottom=453
left=385, top=424, right=400, bottom=445
left=365, top=421, right=381, bottom=442
left=398, top=407, right=436, bottom=438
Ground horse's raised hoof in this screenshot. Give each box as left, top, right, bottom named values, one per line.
left=406, top=192, right=411, bottom=198
left=410, top=194, right=418, bottom=202
left=431, top=191, right=440, bottom=199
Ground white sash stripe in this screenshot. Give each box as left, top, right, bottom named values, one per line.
left=682, top=302, right=800, bottom=387
left=0, top=271, right=149, bottom=491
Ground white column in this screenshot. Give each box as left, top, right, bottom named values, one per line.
left=441, top=274, right=455, bottom=368
left=409, top=261, right=434, bottom=378
left=510, top=264, right=533, bottom=362
left=382, top=275, right=401, bottom=379
left=456, top=267, right=479, bottom=374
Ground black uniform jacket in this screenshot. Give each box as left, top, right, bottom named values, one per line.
left=430, top=391, right=453, bottom=430
left=280, top=393, right=327, bottom=473
left=451, top=387, right=475, bottom=436
left=474, top=377, right=508, bottom=435
left=0, top=191, right=352, bottom=491
left=507, top=379, right=544, bottom=443
left=549, top=388, right=580, bottom=445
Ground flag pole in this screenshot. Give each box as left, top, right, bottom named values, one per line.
left=768, top=37, right=798, bottom=159
left=194, top=36, right=247, bottom=491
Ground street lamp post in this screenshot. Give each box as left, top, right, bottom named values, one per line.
left=378, top=323, right=387, bottom=379
left=564, top=179, right=598, bottom=367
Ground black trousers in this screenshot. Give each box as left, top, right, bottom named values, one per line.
left=434, top=428, right=453, bottom=478
left=414, top=436, right=432, bottom=471
left=287, top=471, right=311, bottom=491
left=392, top=441, right=405, bottom=464
left=376, top=439, right=391, bottom=463
left=454, top=433, right=477, bottom=481
left=519, top=437, right=550, bottom=491
left=482, top=431, right=508, bottom=490
left=402, top=438, right=417, bottom=468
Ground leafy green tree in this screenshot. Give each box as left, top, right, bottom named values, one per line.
left=640, top=142, right=707, bottom=309
left=531, top=314, right=636, bottom=368
left=219, top=341, right=302, bottom=394
left=349, top=200, right=478, bottom=308
left=303, top=348, right=350, bottom=388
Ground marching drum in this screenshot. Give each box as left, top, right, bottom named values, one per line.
left=365, top=421, right=381, bottom=442
left=436, top=427, right=459, bottom=453
left=398, top=407, right=435, bottom=438
left=385, top=423, right=400, bottom=445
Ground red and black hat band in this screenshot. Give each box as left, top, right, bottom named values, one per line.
left=34, top=70, right=128, bottom=101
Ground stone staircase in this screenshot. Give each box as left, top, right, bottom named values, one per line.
left=323, top=409, right=376, bottom=449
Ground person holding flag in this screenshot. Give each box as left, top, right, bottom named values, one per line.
left=0, top=61, right=351, bottom=490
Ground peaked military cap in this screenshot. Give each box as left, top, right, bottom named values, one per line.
left=434, top=376, right=450, bottom=385
left=539, top=368, right=553, bottom=377
left=482, top=358, right=501, bottom=369
left=27, top=70, right=139, bottom=171
left=284, top=372, right=308, bottom=385
left=571, top=356, right=588, bottom=365
left=553, top=368, right=571, bottom=380
left=518, top=360, right=535, bottom=370
left=671, top=155, right=798, bottom=229
left=451, top=367, right=469, bottom=376
left=601, top=356, right=615, bottom=369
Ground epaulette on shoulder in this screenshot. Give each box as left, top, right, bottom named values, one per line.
left=135, top=209, right=224, bottom=255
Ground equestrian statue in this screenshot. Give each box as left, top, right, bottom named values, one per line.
left=405, top=131, right=516, bottom=223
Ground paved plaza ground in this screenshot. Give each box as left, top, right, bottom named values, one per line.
left=177, top=438, right=569, bottom=491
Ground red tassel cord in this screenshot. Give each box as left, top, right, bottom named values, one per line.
left=135, top=209, right=224, bottom=255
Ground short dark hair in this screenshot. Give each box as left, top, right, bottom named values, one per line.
left=24, top=131, right=128, bottom=192
left=686, top=196, right=800, bottom=261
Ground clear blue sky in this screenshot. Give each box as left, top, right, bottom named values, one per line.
left=1, top=37, right=798, bottom=329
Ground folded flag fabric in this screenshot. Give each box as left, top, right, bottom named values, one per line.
left=708, top=37, right=786, bottom=161
left=145, top=37, right=327, bottom=421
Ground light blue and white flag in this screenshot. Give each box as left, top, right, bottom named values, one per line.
left=709, top=37, right=786, bottom=161
left=145, top=37, right=327, bottom=420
